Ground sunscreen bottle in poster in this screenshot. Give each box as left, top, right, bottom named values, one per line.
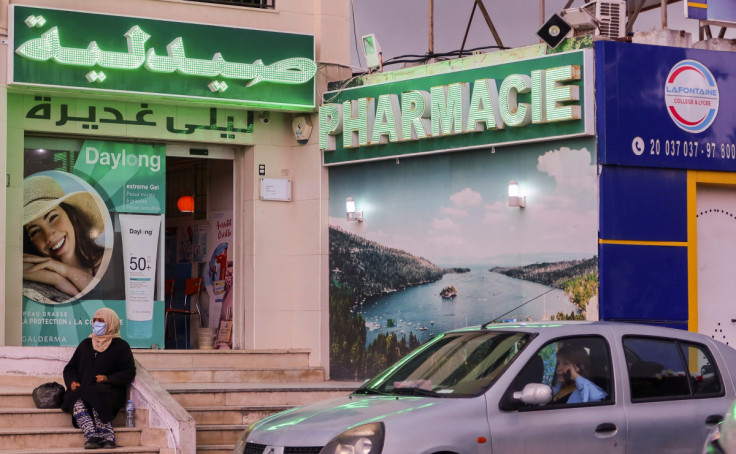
left=207, top=243, right=228, bottom=329
left=119, top=214, right=161, bottom=338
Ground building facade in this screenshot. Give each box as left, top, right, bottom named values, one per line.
left=320, top=35, right=736, bottom=379
left=1, top=0, right=350, bottom=372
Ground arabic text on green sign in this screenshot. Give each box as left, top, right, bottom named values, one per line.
left=12, top=6, right=317, bottom=110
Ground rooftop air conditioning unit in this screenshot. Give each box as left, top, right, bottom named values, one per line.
left=563, top=0, right=626, bottom=39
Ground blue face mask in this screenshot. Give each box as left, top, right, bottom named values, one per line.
left=93, top=321, right=107, bottom=336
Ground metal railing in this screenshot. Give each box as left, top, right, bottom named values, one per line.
left=185, top=0, right=275, bottom=8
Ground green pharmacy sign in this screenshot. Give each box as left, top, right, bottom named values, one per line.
left=320, top=49, right=594, bottom=165
left=10, top=6, right=317, bottom=111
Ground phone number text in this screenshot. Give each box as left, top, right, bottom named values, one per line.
left=648, top=139, right=736, bottom=159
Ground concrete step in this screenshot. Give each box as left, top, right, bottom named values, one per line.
left=0, top=426, right=155, bottom=450
left=166, top=381, right=359, bottom=408
left=0, top=377, right=66, bottom=409
left=0, top=448, right=159, bottom=454
left=0, top=407, right=149, bottom=429
left=133, top=349, right=311, bottom=370
left=187, top=405, right=290, bottom=425
left=196, top=425, right=245, bottom=446
left=0, top=408, right=71, bottom=428
left=196, top=445, right=234, bottom=454
left=149, top=366, right=325, bottom=384
left=0, top=390, right=36, bottom=409
left=0, top=375, right=61, bottom=387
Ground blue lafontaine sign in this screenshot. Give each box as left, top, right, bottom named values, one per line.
left=596, top=40, right=736, bottom=172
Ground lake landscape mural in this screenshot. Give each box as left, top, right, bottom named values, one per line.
left=328, top=137, right=598, bottom=380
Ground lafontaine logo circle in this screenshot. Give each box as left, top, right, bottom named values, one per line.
left=664, top=59, right=719, bottom=133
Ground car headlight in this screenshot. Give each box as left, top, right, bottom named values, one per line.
left=232, top=425, right=253, bottom=454
left=320, top=422, right=385, bottom=454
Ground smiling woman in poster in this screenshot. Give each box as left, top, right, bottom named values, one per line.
left=23, top=173, right=110, bottom=303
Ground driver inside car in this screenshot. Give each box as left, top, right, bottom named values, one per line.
left=551, top=343, right=607, bottom=404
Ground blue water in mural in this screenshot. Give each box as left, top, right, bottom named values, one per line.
left=357, top=266, right=578, bottom=346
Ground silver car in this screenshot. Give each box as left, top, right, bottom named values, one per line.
left=235, top=321, right=736, bottom=454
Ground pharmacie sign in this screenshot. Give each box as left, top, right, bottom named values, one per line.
left=10, top=6, right=317, bottom=111
left=320, top=49, right=593, bottom=165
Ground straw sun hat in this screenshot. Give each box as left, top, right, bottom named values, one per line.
left=23, top=175, right=105, bottom=239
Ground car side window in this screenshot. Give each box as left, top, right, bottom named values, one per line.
left=500, top=335, right=613, bottom=411
left=623, top=336, right=723, bottom=402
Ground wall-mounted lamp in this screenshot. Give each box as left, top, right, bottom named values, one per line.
left=361, top=33, right=383, bottom=71
left=346, top=197, right=364, bottom=222
left=177, top=195, right=195, bottom=213
left=507, top=181, right=526, bottom=208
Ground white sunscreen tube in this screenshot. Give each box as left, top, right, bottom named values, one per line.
left=119, top=214, right=161, bottom=338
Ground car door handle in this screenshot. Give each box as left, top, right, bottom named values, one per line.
left=596, top=423, right=617, bottom=432
left=706, top=414, right=723, bottom=426
left=595, top=422, right=618, bottom=438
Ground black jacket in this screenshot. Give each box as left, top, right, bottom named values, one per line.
left=61, top=337, right=136, bottom=423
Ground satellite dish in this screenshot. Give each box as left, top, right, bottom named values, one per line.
left=537, top=14, right=573, bottom=49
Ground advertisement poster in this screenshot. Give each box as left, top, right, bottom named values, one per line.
left=328, top=137, right=599, bottom=379
left=193, top=224, right=208, bottom=263
left=22, top=140, right=166, bottom=348
left=177, top=224, right=194, bottom=264
left=204, top=211, right=233, bottom=348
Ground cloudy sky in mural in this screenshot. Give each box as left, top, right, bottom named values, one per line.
left=329, top=137, right=597, bottom=266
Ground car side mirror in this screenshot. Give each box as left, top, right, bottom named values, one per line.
left=512, top=383, right=553, bottom=405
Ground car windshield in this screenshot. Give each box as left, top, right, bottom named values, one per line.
left=356, top=330, right=532, bottom=398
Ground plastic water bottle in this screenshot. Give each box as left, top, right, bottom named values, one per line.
left=125, top=400, right=135, bottom=428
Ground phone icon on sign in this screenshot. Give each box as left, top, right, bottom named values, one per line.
left=632, top=137, right=645, bottom=156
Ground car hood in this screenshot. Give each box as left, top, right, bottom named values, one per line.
left=247, top=394, right=471, bottom=447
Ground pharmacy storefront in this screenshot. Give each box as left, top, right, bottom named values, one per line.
left=320, top=39, right=736, bottom=380
left=320, top=48, right=599, bottom=379
left=7, top=5, right=316, bottom=349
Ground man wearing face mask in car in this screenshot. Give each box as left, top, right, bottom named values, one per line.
left=61, top=308, right=136, bottom=449
left=551, top=343, right=607, bottom=404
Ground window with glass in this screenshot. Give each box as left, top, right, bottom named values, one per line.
left=356, top=331, right=532, bottom=398
left=624, top=336, right=723, bottom=401
left=501, top=335, right=613, bottom=411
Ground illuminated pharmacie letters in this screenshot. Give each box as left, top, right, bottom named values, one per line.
left=431, top=82, right=470, bottom=136
left=466, top=79, right=502, bottom=132
left=401, top=90, right=430, bottom=141
left=319, top=64, right=581, bottom=151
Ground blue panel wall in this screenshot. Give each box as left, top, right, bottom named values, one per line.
left=599, top=166, right=687, bottom=241
left=599, top=243, right=688, bottom=322
left=591, top=41, right=734, bottom=328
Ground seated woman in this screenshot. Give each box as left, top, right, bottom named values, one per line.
left=61, top=308, right=136, bottom=449
left=551, top=344, right=607, bottom=404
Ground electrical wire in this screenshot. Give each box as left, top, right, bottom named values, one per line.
left=381, top=45, right=502, bottom=67
left=351, top=0, right=364, bottom=69
left=323, top=73, right=367, bottom=103
left=321, top=43, right=504, bottom=101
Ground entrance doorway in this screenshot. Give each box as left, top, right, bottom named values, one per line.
left=696, top=185, right=736, bottom=347
left=164, top=155, right=234, bottom=349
